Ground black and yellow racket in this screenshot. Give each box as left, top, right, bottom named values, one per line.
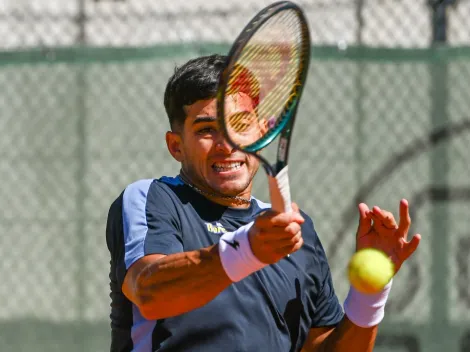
left=217, top=1, right=311, bottom=213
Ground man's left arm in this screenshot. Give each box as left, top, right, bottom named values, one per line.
left=301, top=316, right=377, bottom=352
left=302, top=199, right=420, bottom=351
left=300, top=261, right=387, bottom=352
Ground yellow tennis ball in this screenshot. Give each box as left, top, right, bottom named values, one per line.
left=348, top=248, right=395, bottom=294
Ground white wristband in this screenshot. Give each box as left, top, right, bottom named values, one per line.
left=343, top=279, right=393, bottom=328
left=218, top=222, right=267, bottom=282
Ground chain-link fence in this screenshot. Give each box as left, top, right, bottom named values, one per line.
left=1, top=1, right=470, bottom=352
left=0, top=0, right=469, bottom=49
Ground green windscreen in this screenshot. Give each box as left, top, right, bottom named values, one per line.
left=1, top=45, right=469, bottom=352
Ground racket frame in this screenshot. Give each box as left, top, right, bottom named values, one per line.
left=217, top=1, right=311, bottom=212
left=217, top=1, right=311, bottom=178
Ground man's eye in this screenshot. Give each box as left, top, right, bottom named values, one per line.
left=197, top=127, right=215, bottom=134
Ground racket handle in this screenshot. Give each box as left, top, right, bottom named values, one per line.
left=267, top=166, right=292, bottom=213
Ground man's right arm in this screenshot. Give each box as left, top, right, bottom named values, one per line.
left=121, top=206, right=304, bottom=321
left=122, top=245, right=232, bottom=320
left=113, top=180, right=234, bottom=320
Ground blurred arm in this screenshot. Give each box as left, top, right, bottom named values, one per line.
left=301, top=315, right=377, bottom=352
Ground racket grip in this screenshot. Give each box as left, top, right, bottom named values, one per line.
left=267, top=166, right=292, bottom=213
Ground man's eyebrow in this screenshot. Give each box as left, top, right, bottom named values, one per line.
left=193, top=116, right=217, bottom=125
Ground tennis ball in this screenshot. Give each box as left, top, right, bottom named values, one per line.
left=348, top=248, right=394, bottom=294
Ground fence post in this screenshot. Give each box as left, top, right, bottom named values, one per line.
left=354, top=0, right=366, bottom=191
left=427, top=0, right=454, bottom=351
left=76, top=1, right=88, bottom=351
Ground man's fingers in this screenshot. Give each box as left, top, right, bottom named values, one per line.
left=253, top=231, right=303, bottom=258
left=256, top=209, right=304, bottom=228
left=277, top=236, right=304, bottom=253
left=397, top=199, right=411, bottom=239
left=257, top=222, right=302, bottom=240
left=291, top=202, right=300, bottom=213
left=277, top=231, right=303, bottom=248
left=357, top=203, right=371, bottom=236
left=368, top=214, right=397, bottom=235
left=403, top=234, right=421, bottom=260
left=371, top=206, right=397, bottom=229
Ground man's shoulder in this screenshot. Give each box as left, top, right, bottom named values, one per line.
left=124, top=178, right=156, bottom=194
left=123, top=176, right=182, bottom=199
left=107, top=179, right=154, bottom=216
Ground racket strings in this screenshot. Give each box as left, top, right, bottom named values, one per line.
left=225, top=9, right=306, bottom=145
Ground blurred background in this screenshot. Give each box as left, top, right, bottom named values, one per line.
left=0, top=0, right=469, bottom=351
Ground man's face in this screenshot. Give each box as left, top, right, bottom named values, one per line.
left=168, top=93, right=264, bottom=199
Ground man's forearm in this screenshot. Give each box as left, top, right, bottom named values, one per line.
left=134, top=244, right=232, bottom=320
left=302, top=315, right=378, bottom=352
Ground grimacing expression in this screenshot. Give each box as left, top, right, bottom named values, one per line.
left=168, top=93, right=266, bottom=199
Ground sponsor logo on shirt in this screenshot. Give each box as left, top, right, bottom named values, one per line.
left=206, top=222, right=227, bottom=234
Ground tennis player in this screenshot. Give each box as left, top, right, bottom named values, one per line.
left=106, top=54, right=421, bottom=352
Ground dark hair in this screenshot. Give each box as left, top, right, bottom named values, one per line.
left=164, top=54, right=227, bottom=130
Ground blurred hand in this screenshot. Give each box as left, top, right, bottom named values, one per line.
left=249, top=203, right=305, bottom=264
left=356, top=199, right=421, bottom=273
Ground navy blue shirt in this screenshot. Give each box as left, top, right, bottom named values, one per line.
left=106, top=176, right=343, bottom=352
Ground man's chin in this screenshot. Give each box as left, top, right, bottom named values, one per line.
left=210, top=181, right=250, bottom=197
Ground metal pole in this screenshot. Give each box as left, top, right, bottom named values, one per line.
left=76, top=1, right=87, bottom=351
left=427, top=0, right=454, bottom=351
left=77, top=0, right=86, bottom=45
left=431, top=0, right=451, bottom=43
left=355, top=0, right=365, bottom=44
left=354, top=0, right=365, bottom=191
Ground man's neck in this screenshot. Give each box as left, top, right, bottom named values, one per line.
left=178, top=172, right=252, bottom=209
left=205, top=194, right=252, bottom=209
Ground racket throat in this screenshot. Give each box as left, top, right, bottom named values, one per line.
left=262, top=163, right=276, bottom=177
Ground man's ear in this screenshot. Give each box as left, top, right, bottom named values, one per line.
left=166, top=131, right=184, bottom=162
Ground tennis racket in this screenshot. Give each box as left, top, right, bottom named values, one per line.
left=217, top=1, right=311, bottom=213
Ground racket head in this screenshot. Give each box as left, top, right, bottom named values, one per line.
left=217, top=1, right=311, bottom=175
